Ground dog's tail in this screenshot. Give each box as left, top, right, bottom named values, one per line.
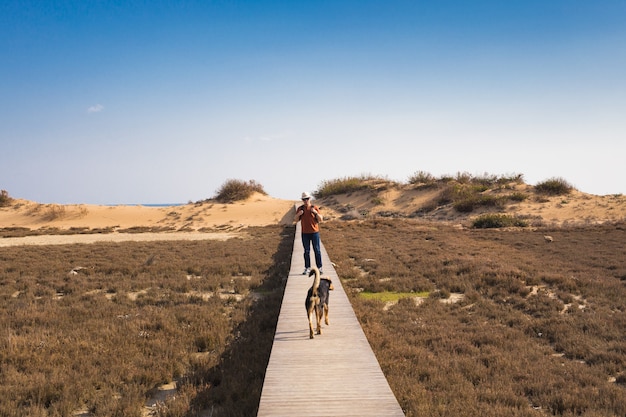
left=309, top=267, right=321, bottom=297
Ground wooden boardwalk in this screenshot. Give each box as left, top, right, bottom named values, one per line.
left=257, top=221, right=404, bottom=416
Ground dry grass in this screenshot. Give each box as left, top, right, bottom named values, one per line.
left=0, top=226, right=292, bottom=417
left=322, top=219, right=626, bottom=417
left=314, top=174, right=395, bottom=198
left=2, top=217, right=626, bottom=416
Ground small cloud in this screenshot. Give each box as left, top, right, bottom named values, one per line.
left=87, top=104, right=104, bottom=113
left=243, top=132, right=291, bottom=143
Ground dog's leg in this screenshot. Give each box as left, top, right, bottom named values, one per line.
left=308, top=304, right=315, bottom=339
left=316, top=305, right=322, bottom=335
left=324, top=303, right=329, bottom=325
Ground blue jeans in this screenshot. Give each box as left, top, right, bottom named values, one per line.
left=302, top=232, right=322, bottom=269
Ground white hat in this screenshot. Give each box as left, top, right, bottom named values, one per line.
left=301, top=191, right=311, bottom=199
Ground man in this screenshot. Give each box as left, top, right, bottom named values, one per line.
left=295, top=191, right=323, bottom=275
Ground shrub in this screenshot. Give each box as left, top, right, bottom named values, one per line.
left=214, top=179, right=266, bottom=203
left=314, top=175, right=382, bottom=198
left=42, top=204, right=67, bottom=220
left=408, top=171, right=436, bottom=185
left=435, top=184, right=457, bottom=205
left=509, top=192, right=529, bottom=202
left=535, top=177, right=574, bottom=196
left=454, top=196, right=481, bottom=213
left=455, top=171, right=473, bottom=184
left=472, top=214, right=528, bottom=228
left=0, top=189, right=12, bottom=207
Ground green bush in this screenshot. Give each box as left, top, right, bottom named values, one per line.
left=472, top=214, right=528, bottom=228
left=535, top=177, right=574, bottom=196
left=214, top=179, right=266, bottom=203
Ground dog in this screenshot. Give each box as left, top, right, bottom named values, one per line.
left=305, top=267, right=334, bottom=339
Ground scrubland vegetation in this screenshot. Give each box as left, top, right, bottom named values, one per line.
left=3, top=219, right=625, bottom=416
left=2, top=175, right=625, bottom=416
left=314, top=172, right=581, bottom=229
left=322, top=219, right=626, bottom=416
left=0, top=226, right=292, bottom=417
left=315, top=172, right=528, bottom=199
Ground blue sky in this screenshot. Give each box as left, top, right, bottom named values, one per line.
left=1, top=1, right=625, bottom=204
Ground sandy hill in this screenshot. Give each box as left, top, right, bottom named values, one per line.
left=1, top=183, right=625, bottom=241
left=316, top=181, right=626, bottom=227
left=0, top=193, right=295, bottom=232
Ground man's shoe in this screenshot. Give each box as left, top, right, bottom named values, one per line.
left=319, top=269, right=324, bottom=275
left=302, top=267, right=311, bottom=275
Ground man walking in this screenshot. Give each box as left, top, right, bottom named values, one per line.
left=295, top=192, right=323, bottom=275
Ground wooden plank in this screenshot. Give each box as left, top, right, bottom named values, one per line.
left=258, top=221, right=404, bottom=416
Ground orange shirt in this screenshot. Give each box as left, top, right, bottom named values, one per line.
left=298, top=204, right=320, bottom=233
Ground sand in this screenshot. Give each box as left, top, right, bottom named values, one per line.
left=1, top=188, right=625, bottom=247
left=319, top=185, right=626, bottom=227
left=0, top=193, right=296, bottom=245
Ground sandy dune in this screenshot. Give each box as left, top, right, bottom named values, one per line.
left=1, top=193, right=294, bottom=229
left=318, top=184, right=626, bottom=227
left=1, top=187, right=625, bottom=247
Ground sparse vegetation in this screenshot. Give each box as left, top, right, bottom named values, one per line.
left=535, top=177, right=574, bottom=196
left=2, top=173, right=624, bottom=417
left=0, top=226, right=292, bottom=417
left=0, top=189, right=13, bottom=207
left=0, top=227, right=117, bottom=238
left=359, top=291, right=429, bottom=302
left=314, top=175, right=391, bottom=198
left=42, top=204, right=67, bottom=220
left=472, top=214, right=529, bottom=228
left=319, top=172, right=532, bottom=217
left=408, top=171, right=436, bottom=186
left=214, top=179, right=267, bottom=203
left=323, top=219, right=626, bottom=417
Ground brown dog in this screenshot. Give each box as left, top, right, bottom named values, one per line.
left=305, top=267, right=334, bottom=339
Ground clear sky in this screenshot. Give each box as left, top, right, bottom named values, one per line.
left=2, top=1, right=625, bottom=204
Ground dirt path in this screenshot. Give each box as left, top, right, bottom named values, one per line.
left=0, top=231, right=238, bottom=247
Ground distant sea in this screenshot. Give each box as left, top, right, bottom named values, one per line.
left=105, top=203, right=186, bottom=207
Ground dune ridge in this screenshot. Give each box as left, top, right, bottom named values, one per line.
left=1, top=186, right=625, bottom=246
